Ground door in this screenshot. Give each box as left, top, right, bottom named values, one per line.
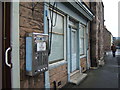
left=70, top=28, right=77, bottom=72
left=2, top=2, right=11, bottom=89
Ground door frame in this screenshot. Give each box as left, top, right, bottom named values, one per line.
left=70, top=28, right=77, bottom=73
left=10, top=2, right=20, bottom=88
left=69, top=26, right=79, bottom=74
left=2, top=2, right=20, bottom=88
left=66, top=16, right=81, bottom=82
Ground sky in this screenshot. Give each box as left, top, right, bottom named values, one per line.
left=102, top=0, right=119, bottom=37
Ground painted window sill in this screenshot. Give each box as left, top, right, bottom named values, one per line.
left=80, top=55, right=86, bottom=59
left=49, top=60, right=67, bottom=70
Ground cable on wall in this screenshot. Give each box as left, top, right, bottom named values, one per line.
left=48, top=2, right=57, bottom=56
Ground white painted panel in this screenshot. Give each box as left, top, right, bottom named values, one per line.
left=71, top=54, right=77, bottom=72
left=11, top=2, right=20, bottom=88
left=71, top=29, right=77, bottom=72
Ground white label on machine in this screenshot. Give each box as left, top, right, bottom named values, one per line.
left=37, top=42, right=46, bottom=51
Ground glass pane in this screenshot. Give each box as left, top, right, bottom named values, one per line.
left=49, top=34, right=64, bottom=62
left=80, top=38, right=84, bottom=55
left=80, top=30, right=84, bottom=37
left=72, top=30, right=77, bottom=54
left=80, top=26, right=84, bottom=37
left=80, top=25, right=85, bottom=55
left=49, top=11, right=64, bottom=34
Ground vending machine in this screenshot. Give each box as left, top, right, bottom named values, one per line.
left=26, top=33, right=48, bottom=76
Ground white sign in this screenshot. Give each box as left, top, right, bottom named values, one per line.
left=37, top=42, right=46, bottom=51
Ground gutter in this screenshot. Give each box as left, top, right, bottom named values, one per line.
left=64, top=0, right=94, bottom=21
left=70, top=2, right=94, bottom=21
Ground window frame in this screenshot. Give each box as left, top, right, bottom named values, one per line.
left=48, top=9, right=66, bottom=64
left=80, top=24, right=86, bottom=56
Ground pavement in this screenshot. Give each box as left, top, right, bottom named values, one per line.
left=62, top=49, right=120, bottom=89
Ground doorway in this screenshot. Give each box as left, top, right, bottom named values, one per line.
left=0, top=2, right=2, bottom=89
left=0, top=2, right=11, bottom=89
left=70, top=28, right=79, bottom=73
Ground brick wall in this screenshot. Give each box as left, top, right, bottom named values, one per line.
left=19, top=2, right=45, bottom=88
left=49, top=64, right=68, bottom=88
left=80, top=57, right=87, bottom=72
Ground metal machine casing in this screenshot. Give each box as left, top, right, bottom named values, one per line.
left=26, top=33, right=48, bottom=76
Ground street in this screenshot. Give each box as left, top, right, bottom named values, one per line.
left=63, top=49, right=120, bottom=89
left=0, top=1, right=119, bottom=89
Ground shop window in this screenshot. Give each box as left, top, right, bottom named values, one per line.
left=80, top=24, right=86, bottom=55
left=48, top=10, right=65, bottom=63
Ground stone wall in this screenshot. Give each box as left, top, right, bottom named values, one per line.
left=98, top=2, right=104, bottom=60
left=19, top=2, right=45, bottom=88
left=90, top=2, right=104, bottom=67
left=90, top=2, right=98, bottom=67
left=49, top=64, right=68, bottom=88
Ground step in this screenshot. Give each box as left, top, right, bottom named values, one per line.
left=70, top=70, right=87, bottom=85
left=90, top=67, right=98, bottom=69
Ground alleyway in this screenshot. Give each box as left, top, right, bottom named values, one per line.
left=63, top=50, right=120, bottom=88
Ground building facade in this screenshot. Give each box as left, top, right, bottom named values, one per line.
left=1, top=1, right=112, bottom=89
left=20, top=2, right=45, bottom=88
left=19, top=1, right=93, bottom=88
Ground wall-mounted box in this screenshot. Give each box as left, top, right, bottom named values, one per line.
left=26, top=32, right=48, bottom=76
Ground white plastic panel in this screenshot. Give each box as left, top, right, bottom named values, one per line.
left=71, top=29, right=77, bottom=72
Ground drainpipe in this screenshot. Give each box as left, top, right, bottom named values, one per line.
left=66, top=15, right=71, bottom=82
left=78, top=22, right=82, bottom=73
left=44, top=2, right=50, bottom=89
left=86, top=21, right=91, bottom=69
left=89, top=2, right=93, bottom=67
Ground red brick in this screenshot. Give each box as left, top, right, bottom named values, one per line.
left=20, top=80, right=29, bottom=88
left=49, top=64, right=68, bottom=88
left=20, top=2, right=44, bottom=88
left=80, top=57, right=87, bottom=72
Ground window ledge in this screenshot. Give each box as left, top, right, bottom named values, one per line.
left=80, top=55, right=86, bottom=59
left=49, top=60, right=67, bottom=70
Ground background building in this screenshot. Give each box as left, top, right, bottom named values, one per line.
left=103, top=26, right=113, bottom=52
left=113, top=37, right=120, bottom=47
